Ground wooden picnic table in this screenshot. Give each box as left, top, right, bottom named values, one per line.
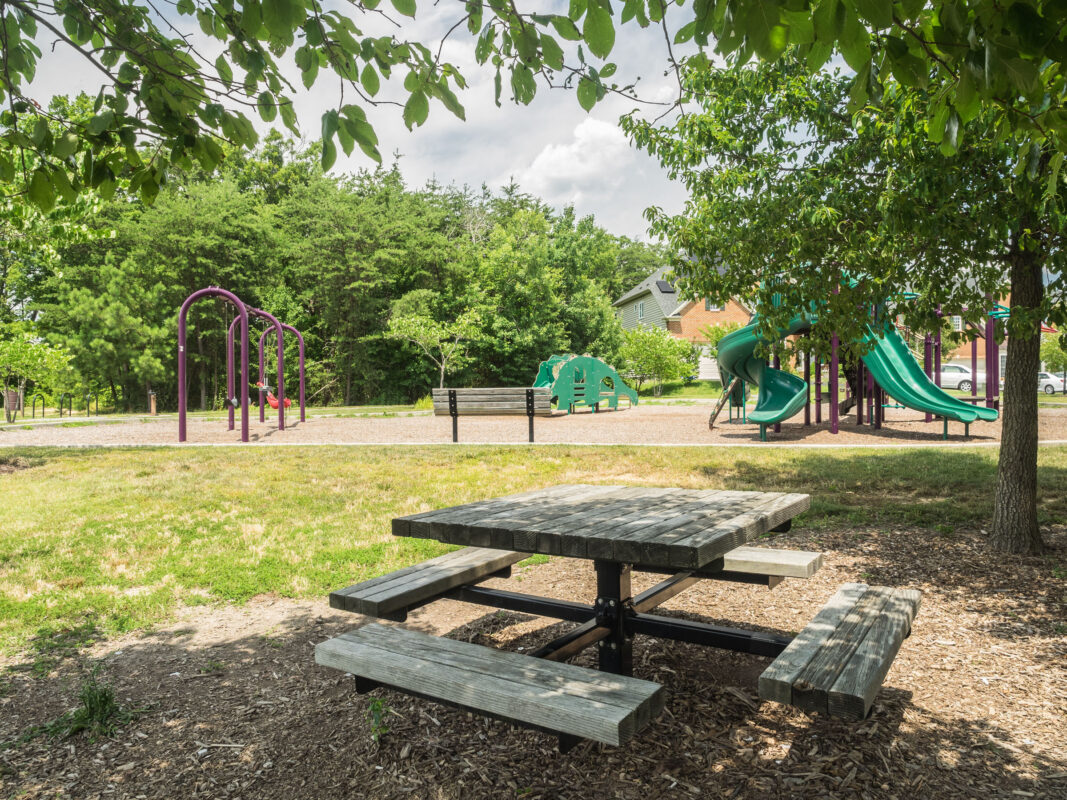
left=318, top=483, right=921, bottom=749
left=390, top=484, right=812, bottom=676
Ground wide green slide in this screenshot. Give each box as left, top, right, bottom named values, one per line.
left=716, top=316, right=999, bottom=427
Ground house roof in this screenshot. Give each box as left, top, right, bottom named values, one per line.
left=613, top=267, right=678, bottom=317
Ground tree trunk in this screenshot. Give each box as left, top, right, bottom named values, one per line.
left=439, top=360, right=446, bottom=389
left=990, top=248, right=1045, bottom=554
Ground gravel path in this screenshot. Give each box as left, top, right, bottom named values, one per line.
left=3, top=403, right=1067, bottom=447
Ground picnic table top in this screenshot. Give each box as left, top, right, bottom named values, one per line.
left=392, top=484, right=811, bottom=571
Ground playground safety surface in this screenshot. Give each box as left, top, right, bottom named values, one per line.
left=5, top=403, right=1067, bottom=446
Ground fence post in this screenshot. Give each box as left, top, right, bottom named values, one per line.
left=449, top=389, right=458, bottom=443
left=526, top=389, right=535, bottom=443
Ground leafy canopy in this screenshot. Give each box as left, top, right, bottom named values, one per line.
left=6, top=0, right=1067, bottom=211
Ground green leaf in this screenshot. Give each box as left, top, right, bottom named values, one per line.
left=321, top=137, right=337, bottom=170
left=569, top=0, right=587, bottom=21
left=215, top=55, right=233, bottom=85
left=939, top=111, right=959, bottom=155
left=1003, top=57, right=1039, bottom=95
left=577, top=75, right=597, bottom=110
left=838, top=8, right=870, bottom=71
left=53, top=131, right=79, bottom=159
left=361, top=63, right=380, bottom=96
left=674, top=21, right=697, bottom=45
left=0, top=154, right=12, bottom=182
left=1048, top=151, right=1064, bottom=196
left=257, top=91, right=277, bottom=121
left=403, top=90, right=429, bottom=128
left=541, top=34, right=564, bottom=70
left=176, top=0, right=195, bottom=13
left=87, top=110, right=115, bottom=136
left=853, top=0, right=892, bottom=29
left=781, top=10, right=814, bottom=44
left=31, top=117, right=50, bottom=147
left=28, top=168, right=55, bottom=212
left=599, top=62, right=617, bottom=78
left=391, top=0, right=417, bottom=17
left=551, top=15, right=582, bottom=41
left=927, top=102, right=951, bottom=143
left=745, top=1, right=787, bottom=60
left=583, top=1, right=615, bottom=60
left=954, top=67, right=979, bottom=122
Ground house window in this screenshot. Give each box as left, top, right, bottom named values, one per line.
left=951, top=315, right=964, bottom=332
left=705, top=299, right=724, bottom=312
left=637, top=301, right=645, bottom=321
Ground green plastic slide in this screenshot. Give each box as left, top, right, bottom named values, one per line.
left=716, top=316, right=999, bottom=428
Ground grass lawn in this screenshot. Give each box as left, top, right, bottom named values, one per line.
left=1, top=445, right=1065, bottom=656
left=638, top=380, right=723, bottom=399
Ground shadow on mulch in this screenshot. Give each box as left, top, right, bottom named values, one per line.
left=1, top=600, right=1062, bottom=800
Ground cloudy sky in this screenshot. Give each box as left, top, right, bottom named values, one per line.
left=27, top=3, right=695, bottom=237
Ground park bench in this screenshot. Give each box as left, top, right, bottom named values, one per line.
left=759, top=582, right=921, bottom=720
left=315, top=623, right=665, bottom=750
left=431, top=387, right=552, bottom=442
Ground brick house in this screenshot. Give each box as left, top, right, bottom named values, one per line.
left=612, top=267, right=751, bottom=380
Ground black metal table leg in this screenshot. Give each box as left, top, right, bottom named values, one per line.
left=594, top=560, right=633, bottom=676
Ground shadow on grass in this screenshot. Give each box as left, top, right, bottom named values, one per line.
left=1, top=604, right=1061, bottom=800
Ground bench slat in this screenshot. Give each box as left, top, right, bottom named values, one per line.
left=315, top=624, right=664, bottom=746
left=329, top=547, right=525, bottom=618
left=758, top=583, right=921, bottom=720
left=721, top=546, right=823, bottom=578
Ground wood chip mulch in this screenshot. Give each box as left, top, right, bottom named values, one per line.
left=1, top=523, right=1064, bottom=800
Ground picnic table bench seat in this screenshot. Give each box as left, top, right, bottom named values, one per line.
left=330, top=547, right=524, bottom=622
left=315, top=623, right=665, bottom=750
left=759, top=582, right=921, bottom=721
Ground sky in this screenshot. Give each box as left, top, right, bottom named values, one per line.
left=26, top=3, right=695, bottom=238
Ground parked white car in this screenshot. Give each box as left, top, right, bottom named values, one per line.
left=1038, top=371, right=1066, bottom=394
left=937, top=363, right=984, bottom=392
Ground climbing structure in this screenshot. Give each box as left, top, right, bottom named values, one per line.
left=533, top=354, right=638, bottom=413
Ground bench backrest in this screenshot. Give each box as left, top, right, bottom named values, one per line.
left=432, top=387, right=553, bottom=416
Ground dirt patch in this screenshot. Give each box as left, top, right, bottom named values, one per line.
left=8, top=404, right=1067, bottom=447
left=0, top=455, right=41, bottom=473
left=1, top=524, right=1064, bottom=799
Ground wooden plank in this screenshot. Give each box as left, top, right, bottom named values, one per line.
left=661, top=492, right=812, bottom=568
left=330, top=547, right=525, bottom=617
left=758, top=583, right=869, bottom=706
left=432, top=387, right=551, bottom=395
left=827, top=588, right=921, bottom=720
left=315, top=624, right=664, bottom=746
left=393, top=485, right=583, bottom=540
left=789, top=588, right=894, bottom=714
left=721, top=546, right=823, bottom=578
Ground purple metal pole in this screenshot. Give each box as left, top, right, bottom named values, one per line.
left=815, top=358, right=822, bottom=424
left=227, top=315, right=241, bottom=432
left=867, top=364, right=875, bottom=423
left=803, top=347, right=811, bottom=426
left=923, top=334, right=933, bottom=422
left=934, top=309, right=942, bottom=389
left=179, top=288, right=248, bottom=442
left=971, top=335, right=979, bottom=403
left=830, top=335, right=839, bottom=434
left=856, top=361, right=864, bottom=425
left=986, top=308, right=995, bottom=409
left=260, top=323, right=306, bottom=422
left=250, top=309, right=285, bottom=431
left=772, top=352, right=781, bottom=433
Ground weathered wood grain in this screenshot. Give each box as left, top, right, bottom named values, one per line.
left=721, top=546, right=823, bottom=578
left=758, top=582, right=922, bottom=720
left=315, top=623, right=664, bottom=746
left=393, top=485, right=812, bottom=571
left=431, top=387, right=552, bottom=417
left=329, top=547, right=525, bottom=617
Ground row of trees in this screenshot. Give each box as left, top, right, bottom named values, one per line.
left=11, top=129, right=670, bottom=410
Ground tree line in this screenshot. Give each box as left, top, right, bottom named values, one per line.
left=9, top=130, right=668, bottom=411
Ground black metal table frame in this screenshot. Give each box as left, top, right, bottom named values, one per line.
left=391, top=547, right=796, bottom=677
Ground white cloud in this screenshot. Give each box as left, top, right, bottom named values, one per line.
left=515, top=118, right=631, bottom=206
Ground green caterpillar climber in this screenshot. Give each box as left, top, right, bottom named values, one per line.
left=533, top=354, right=638, bottom=413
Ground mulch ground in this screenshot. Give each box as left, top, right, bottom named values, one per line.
left=1, top=522, right=1064, bottom=799
left=5, top=403, right=1067, bottom=446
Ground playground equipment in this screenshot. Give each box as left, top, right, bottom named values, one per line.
left=717, top=299, right=1002, bottom=441
left=179, top=288, right=250, bottom=442
left=225, top=307, right=285, bottom=430
left=259, top=323, right=306, bottom=422
left=533, top=354, right=638, bottom=413
left=179, top=287, right=307, bottom=442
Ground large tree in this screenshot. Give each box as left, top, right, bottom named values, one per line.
left=4, top=0, right=1067, bottom=214
left=624, top=56, right=1066, bottom=553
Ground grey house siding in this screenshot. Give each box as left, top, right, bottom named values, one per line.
left=617, top=294, right=667, bottom=330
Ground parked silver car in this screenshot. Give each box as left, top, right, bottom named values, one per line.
left=1038, top=371, right=1066, bottom=394
left=937, top=363, right=984, bottom=392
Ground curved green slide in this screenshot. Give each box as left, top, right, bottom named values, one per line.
left=716, top=315, right=998, bottom=430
